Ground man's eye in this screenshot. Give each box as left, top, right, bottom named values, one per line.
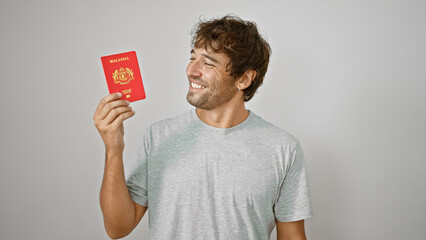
left=189, top=57, right=195, bottom=60
left=205, top=62, right=213, bottom=67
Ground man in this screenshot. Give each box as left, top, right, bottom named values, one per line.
left=94, top=15, right=313, bottom=240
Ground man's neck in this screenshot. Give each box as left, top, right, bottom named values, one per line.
left=195, top=99, right=250, bottom=129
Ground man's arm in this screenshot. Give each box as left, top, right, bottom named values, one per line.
left=93, top=93, right=147, bottom=239
left=276, top=219, right=307, bottom=240
left=100, top=151, right=147, bottom=239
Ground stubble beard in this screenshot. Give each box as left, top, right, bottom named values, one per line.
left=186, top=83, right=238, bottom=110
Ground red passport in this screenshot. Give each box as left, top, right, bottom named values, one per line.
left=101, top=51, right=146, bottom=102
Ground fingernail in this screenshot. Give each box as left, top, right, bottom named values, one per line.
left=125, top=100, right=130, bottom=105
left=117, top=92, right=122, bottom=97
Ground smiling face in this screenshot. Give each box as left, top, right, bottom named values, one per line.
left=186, top=48, right=239, bottom=110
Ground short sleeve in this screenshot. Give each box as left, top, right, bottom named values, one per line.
left=274, top=141, right=313, bottom=222
left=124, top=127, right=150, bottom=207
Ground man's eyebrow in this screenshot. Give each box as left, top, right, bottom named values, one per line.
left=190, top=49, right=219, bottom=64
left=202, top=53, right=219, bottom=64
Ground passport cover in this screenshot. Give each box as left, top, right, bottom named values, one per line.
left=101, top=51, right=146, bottom=102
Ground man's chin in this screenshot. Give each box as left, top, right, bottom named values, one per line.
left=187, top=96, right=210, bottom=110
left=186, top=93, right=201, bottom=108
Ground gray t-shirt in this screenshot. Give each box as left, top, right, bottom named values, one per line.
left=125, top=109, right=313, bottom=239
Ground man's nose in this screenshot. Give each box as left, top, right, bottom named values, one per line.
left=186, top=61, right=202, bottom=77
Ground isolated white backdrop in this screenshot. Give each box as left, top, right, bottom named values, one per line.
left=1, top=0, right=425, bottom=239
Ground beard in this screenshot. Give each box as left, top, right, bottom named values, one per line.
left=186, top=79, right=238, bottom=110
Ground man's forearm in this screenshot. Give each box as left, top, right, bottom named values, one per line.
left=100, top=151, right=137, bottom=239
left=277, top=236, right=307, bottom=240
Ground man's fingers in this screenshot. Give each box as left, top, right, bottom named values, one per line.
left=110, top=109, right=136, bottom=129
left=93, top=92, right=123, bottom=120
left=103, top=106, right=134, bottom=125
left=97, top=99, right=130, bottom=121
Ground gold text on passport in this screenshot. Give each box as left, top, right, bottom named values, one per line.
left=110, top=57, right=130, bottom=63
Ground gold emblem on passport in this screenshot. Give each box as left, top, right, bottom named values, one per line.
left=112, top=67, right=135, bottom=85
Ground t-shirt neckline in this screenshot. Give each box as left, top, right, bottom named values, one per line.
left=191, top=108, right=253, bottom=134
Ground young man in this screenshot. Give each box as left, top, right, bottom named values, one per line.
left=94, top=15, right=313, bottom=240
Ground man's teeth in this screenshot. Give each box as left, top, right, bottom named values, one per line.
left=191, top=82, right=205, bottom=89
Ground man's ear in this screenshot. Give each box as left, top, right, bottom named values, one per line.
left=237, top=69, right=257, bottom=90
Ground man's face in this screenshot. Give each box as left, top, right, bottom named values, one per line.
left=186, top=47, right=238, bottom=110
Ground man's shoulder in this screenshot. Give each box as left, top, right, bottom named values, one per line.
left=249, top=112, right=300, bottom=147
left=147, top=109, right=194, bottom=135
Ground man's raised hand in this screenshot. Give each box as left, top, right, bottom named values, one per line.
left=93, top=93, right=135, bottom=153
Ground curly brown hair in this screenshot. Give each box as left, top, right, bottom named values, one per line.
left=191, top=15, right=272, bottom=101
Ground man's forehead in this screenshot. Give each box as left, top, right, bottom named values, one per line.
left=191, top=47, right=229, bottom=63
left=191, top=47, right=216, bottom=55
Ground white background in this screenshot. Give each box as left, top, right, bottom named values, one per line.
left=1, top=0, right=425, bottom=239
